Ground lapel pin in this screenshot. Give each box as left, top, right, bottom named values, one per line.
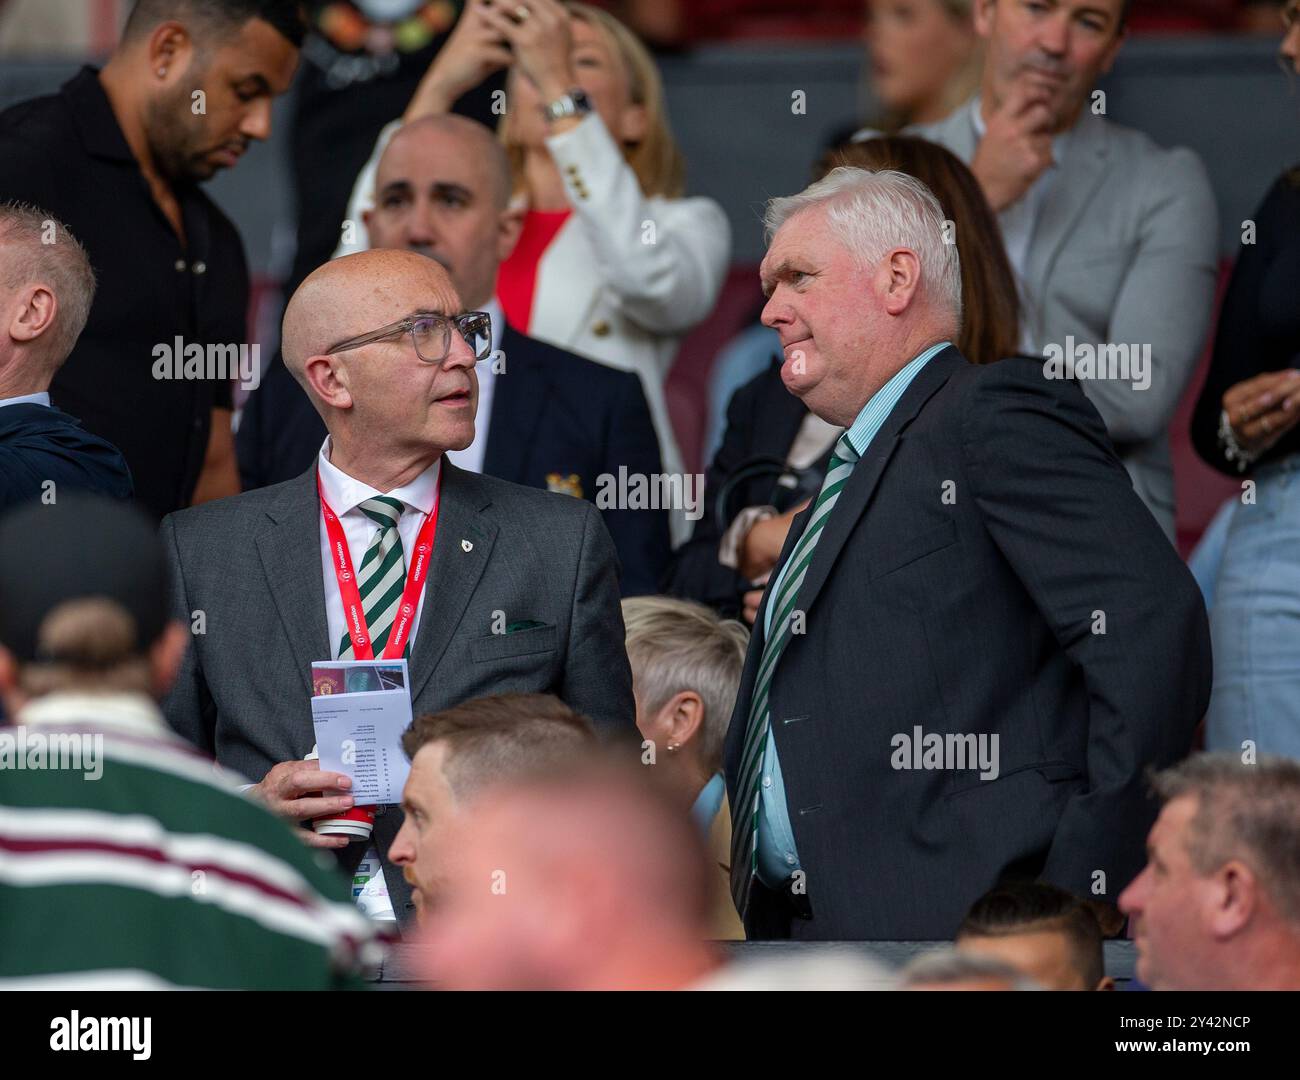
left=461, top=539, right=473, bottom=553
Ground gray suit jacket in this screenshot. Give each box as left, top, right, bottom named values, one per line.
left=160, top=460, right=634, bottom=928
left=909, top=104, right=1220, bottom=541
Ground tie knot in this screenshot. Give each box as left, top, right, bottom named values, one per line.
left=359, top=496, right=404, bottom=531
left=831, top=433, right=859, bottom=468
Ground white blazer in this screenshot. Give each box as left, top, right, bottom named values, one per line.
left=338, top=114, right=732, bottom=545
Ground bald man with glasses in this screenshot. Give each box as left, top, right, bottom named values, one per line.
left=161, top=248, right=634, bottom=931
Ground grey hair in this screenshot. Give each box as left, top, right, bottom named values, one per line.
left=764, top=167, right=962, bottom=328
left=899, top=948, right=1041, bottom=991
left=1152, top=752, right=1300, bottom=926
left=621, top=596, right=749, bottom=774
left=0, top=202, right=96, bottom=365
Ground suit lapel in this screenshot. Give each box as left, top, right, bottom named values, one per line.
left=407, top=461, right=498, bottom=704
left=790, top=348, right=965, bottom=620
left=483, top=326, right=550, bottom=483
left=1024, top=112, right=1111, bottom=290
left=256, top=468, right=331, bottom=698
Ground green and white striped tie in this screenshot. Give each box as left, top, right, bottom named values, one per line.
left=338, top=496, right=408, bottom=659
left=730, top=432, right=860, bottom=918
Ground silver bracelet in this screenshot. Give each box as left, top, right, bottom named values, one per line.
left=1218, top=408, right=1261, bottom=473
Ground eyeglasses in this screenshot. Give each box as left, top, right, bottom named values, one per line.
left=326, top=311, right=493, bottom=365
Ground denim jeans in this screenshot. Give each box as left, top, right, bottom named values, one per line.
left=1206, top=454, right=1300, bottom=760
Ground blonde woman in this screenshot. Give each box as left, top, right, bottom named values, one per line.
left=339, top=0, right=731, bottom=542
left=863, top=0, right=982, bottom=130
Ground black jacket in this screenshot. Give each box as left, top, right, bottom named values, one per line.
left=237, top=324, right=671, bottom=595
left=1191, top=169, right=1300, bottom=475
left=727, top=349, right=1211, bottom=940
left=0, top=402, right=133, bottom=512
left=0, top=68, right=247, bottom=518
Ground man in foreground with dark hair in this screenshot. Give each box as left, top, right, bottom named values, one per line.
left=956, top=880, right=1114, bottom=990
left=0, top=0, right=302, bottom=517
left=387, top=692, right=597, bottom=923
left=1119, top=753, right=1300, bottom=990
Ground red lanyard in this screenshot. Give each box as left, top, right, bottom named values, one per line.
left=318, top=469, right=442, bottom=660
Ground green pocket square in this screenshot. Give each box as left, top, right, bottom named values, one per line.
left=505, top=620, right=546, bottom=634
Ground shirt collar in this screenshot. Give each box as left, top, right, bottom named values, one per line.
left=0, top=391, right=51, bottom=409
left=843, top=341, right=951, bottom=459
left=317, top=437, right=440, bottom=518
left=16, top=691, right=168, bottom=737
left=62, top=66, right=139, bottom=166
left=690, top=772, right=726, bottom=833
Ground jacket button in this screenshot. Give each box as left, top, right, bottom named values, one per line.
left=193, top=260, right=207, bottom=275
left=592, top=320, right=610, bottom=337
left=174, top=259, right=187, bottom=271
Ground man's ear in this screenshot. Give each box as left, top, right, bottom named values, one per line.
left=0, top=644, right=18, bottom=695
left=878, top=248, right=922, bottom=316
left=1098, top=27, right=1126, bottom=77
left=9, top=283, right=56, bottom=343
left=1211, top=859, right=1259, bottom=940
left=972, top=0, right=997, bottom=39
left=150, top=621, right=190, bottom=700
left=497, top=204, right=526, bottom=264
left=145, top=21, right=195, bottom=81
left=302, top=353, right=354, bottom=411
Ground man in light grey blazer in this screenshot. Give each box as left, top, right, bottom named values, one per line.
left=893, top=0, right=1218, bottom=541
left=161, top=248, right=634, bottom=931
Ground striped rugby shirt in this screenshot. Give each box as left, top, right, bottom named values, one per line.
left=0, top=692, right=380, bottom=989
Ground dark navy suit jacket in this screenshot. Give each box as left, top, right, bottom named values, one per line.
left=726, top=349, right=1211, bottom=940
left=237, top=325, right=670, bottom=594
left=0, top=401, right=133, bottom=513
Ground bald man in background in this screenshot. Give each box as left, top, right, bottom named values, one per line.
left=238, top=114, right=671, bottom=595
left=162, top=247, right=634, bottom=930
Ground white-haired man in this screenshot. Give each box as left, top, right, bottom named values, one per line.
left=726, top=166, right=1211, bottom=941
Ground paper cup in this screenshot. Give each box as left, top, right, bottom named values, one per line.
left=312, top=803, right=376, bottom=840
left=304, top=746, right=373, bottom=839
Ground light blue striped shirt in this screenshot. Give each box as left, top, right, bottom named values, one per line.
left=754, top=341, right=950, bottom=887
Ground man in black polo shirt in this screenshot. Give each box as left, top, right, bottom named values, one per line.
left=0, top=1, right=302, bottom=518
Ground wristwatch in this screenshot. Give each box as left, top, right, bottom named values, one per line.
left=543, top=88, right=592, bottom=123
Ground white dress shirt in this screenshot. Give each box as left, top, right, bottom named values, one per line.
left=444, top=297, right=504, bottom=476
left=315, top=439, right=441, bottom=922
